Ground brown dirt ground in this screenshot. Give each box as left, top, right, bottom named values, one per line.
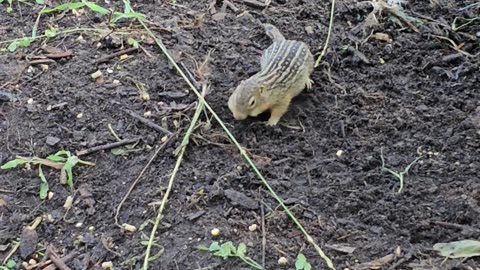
left=1, top=0, right=479, bottom=269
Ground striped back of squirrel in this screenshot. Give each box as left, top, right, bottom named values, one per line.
left=257, top=24, right=313, bottom=90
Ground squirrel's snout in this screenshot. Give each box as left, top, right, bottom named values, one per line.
left=233, top=113, right=247, bottom=120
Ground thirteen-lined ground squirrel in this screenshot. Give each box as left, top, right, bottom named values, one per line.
left=228, top=23, right=314, bottom=126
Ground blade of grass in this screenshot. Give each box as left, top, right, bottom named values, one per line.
left=314, top=0, right=336, bottom=67
left=143, top=85, right=208, bottom=270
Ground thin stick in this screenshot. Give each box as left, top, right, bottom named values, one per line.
left=76, top=138, right=140, bottom=156
left=41, top=251, right=78, bottom=270
left=48, top=246, right=72, bottom=270
left=114, top=134, right=177, bottom=227
left=143, top=85, right=207, bottom=270
left=123, top=109, right=173, bottom=135
left=136, top=8, right=335, bottom=270
left=95, top=47, right=139, bottom=64
left=261, top=202, right=266, bottom=269
left=315, top=0, right=336, bottom=67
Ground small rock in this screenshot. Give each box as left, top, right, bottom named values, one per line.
left=224, top=189, right=259, bottom=210
left=212, top=12, right=227, bottom=21
left=46, top=136, right=60, bottom=146
left=305, top=26, right=314, bottom=34
left=0, top=91, right=15, bottom=102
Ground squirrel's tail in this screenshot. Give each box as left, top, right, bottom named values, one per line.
left=263, top=23, right=286, bottom=42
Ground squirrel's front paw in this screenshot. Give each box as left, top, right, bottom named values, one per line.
left=266, top=117, right=280, bottom=126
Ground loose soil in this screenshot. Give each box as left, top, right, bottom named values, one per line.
left=1, top=0, right=479, bottom=269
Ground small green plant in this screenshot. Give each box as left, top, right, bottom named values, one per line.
left=198, top=241, right=263, bottom=270
left=0, top=259, right=17, bottom=270
left=1, top=150, right=95, bottom=198
left=380, top=148, right=420, bottom=193
left=295, top=253, right=312, bottom=270
left=40, top=0, right=145, bottom=23
left=433, top=240, right=480, bottom=259
left=1, top=0, right=44, bottom=14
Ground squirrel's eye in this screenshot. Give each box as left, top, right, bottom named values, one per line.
left=248, top=97, right=256, bottom=107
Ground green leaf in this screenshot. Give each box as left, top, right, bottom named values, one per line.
left=67, top=156, right=79, bottom=167
left=197, top=245, right=209, bottom=251
left=6, top=259, right=16, bottom=268
left=1, top=159, right=29, bottom=169
left=237, top=243, right=247, bottom=258
left=127, top=37, right=139, bottom=49
left=208, top=242, right=221, bottom=252
left=35, top=0, right=44, bottom=4
left=111, top=148, right=127, bottom=156
left=46, top=155, right=66, bottom=162
left=38, top=165, right=49, bottom=200
left=63, top=162, right=73, bottom=189
left=7, top=7, right=13, bottom=13
left=295, top=253, right=307, bottom=270
left=112, top=11, right=145, bottom=23
left=19, top=37, right=33, bottom=48
left=304, top=262, right=312, bottom=270
left=7, top=41, right=19, bottom=52
left=433, top=240, right=480, bottom=259
left=214, top=242, right=235, bottom=259
left=54, top=150, right=72, bottom=157
left=41, top=2, right=86, bottom=14
left=45, top=28, right=57, bottom=38
left=82, top=1, right=109, bottom=15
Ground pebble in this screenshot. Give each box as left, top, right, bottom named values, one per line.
left=46, top=136, right=60, bottom=146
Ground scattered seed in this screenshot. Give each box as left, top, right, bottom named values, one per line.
left=40, top=64, right=49, bottom=71
left=336, top=150, right=344, bottom=158
left=278, top=256, right=288, bottom=265
left=123, top=223, right=136, bottom=232
left=395, top=246, right=401, bottom=256
left=43, top=214, right=54, bottom=223
left=88, top=226, right=95, bottom=231
left=248, top=224, right=258, bottom=232
left=106, top=68, right=113, bottom=74
left=120, top=54, right=129, bottom=60
left=63, top=195, right=74, bottom=209
left=379, top=57, right=385, bottom=64
left=211, top=228, right=220, bottom=237
left=372, top=32, right=392, bottom=43
left=161, top=136, right=168, bottom=142
left=101, top=261, right=113, bottom=269
left=143, top=111, right=152, bottom=117
left=22, top=262, right=29, bottom=268
left=76, top=112, right=84, bottom=119
left=113, top=79, right=120, bottom=85
left=48, top=191, right=54, bottom=200
left=75, top=222, right=83, bottom=228
left=27, top=98, right=34, bottom=104
left=142, top=93, right=150, bottom=101
left=46, top=105, right=52, bottom=111
left=91, top=70, right=103, bottom=80
left=28, top=259, right=36, bottom=265
left=76, top=35, right=84, bottom=42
